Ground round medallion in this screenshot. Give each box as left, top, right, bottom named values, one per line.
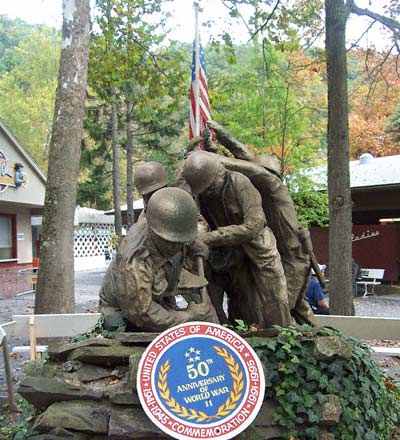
left=137, top=322, right=265, bottom=440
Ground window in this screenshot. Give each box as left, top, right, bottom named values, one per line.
left=0, top=214, right=16, bottom=260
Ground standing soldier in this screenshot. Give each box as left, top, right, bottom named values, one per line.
left=205, top=120, right=318, bottom=324
left=183, top=152, right=292, bottom=329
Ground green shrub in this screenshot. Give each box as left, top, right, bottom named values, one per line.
left=250, top=325, right=400, bottom=439
left=0, top=399, right=35, bottom=440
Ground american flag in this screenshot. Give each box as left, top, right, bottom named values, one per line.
left=189, top=40, right=211, bottom=140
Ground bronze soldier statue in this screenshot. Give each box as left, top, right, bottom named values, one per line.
left=183, top=151, right=292, bottom=329
left=121, top=160, right=209, bottom=265
left=118, top=161, right=169, bottom=258
left=99, top=187, right=218, bottom=331
left=134, top=161, right=168, bottom=207
left=205, top=120, right=317, bottom=325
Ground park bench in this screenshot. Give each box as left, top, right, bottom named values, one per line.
left=356, top=268, right=385, bottom=296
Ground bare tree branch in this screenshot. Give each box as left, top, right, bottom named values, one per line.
left=220, top=0, right=252, bottom=35
left=346, top=19, right=376, bottom=52
left=347, top=0, right=400, bottom=43
left=247, top=0, right=281, bottom=43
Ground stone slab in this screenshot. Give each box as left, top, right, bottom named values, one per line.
left=67, top=345, right=145, bottom=367
left=321, top=395, right=342, bottom=426
left=49, top=337, right=115, bottom=360
left=33, top=400, right=110, bottom=434
left=18, top=376, right=103, bottom=408
left=108, top=381, right=140, bottom=405
left=252, top=399, right=278, bottom=427
left=28, top=428, right=91, bottom=439
left=114, top=333, right=159, bottom=344
left=314, top=336, right=353, bottom=361
left=75, top=364, right=114, bottom=383
left=128, top=353, right=142, bottom=391
left=108, top=406, right=168, bottom=439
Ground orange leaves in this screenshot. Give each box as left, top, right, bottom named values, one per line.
left=348, top=49, right=400, bottom=158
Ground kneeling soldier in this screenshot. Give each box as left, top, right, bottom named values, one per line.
left=99, top=187, right=218, bottom=331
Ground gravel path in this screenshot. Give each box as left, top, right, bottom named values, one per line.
left=0, top=269, right=399, bottom=399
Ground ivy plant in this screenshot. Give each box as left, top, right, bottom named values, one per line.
left=250, top=325, right=400, bottom=439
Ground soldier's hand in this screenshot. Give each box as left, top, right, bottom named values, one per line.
left=197, top=231, right=212, bottom=245
left=187, top=136, right=202, bottom=152
left=189, top=237, right=209, bottom=260
left=206, top=120, right=223, bottom=132
left=187, top=302, right=212, bottom=320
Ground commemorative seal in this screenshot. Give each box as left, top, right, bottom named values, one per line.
left=137, top=322, right=265, bottom=440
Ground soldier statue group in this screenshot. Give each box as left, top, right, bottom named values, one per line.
left=99, top=121, right=323, bottom=332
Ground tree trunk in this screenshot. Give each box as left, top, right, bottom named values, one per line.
left=112, top=95, right=122, bottom=240
left=325, top=0, right=354, bottom=315
left=126, top=102, right=134, bottom=230
left=35, top=0, right=90, bottom=314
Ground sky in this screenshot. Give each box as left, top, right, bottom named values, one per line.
left=0, top=0, right=394, bottom=50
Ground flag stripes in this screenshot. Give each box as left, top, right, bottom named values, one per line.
left=189, top=41, right=211, bottom=139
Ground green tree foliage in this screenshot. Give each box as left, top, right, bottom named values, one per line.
left=77, top=103, right=114, bottom=210
left=78, top=0, right=188, bottom=209
left=205, top=41, right=328, bottom=226
left=0, top=17, right=60, bottom=169
left=287, top=175, right=329, bottom=227
left=387, top=105, right=400, bottom=144
left=208, top=44, right=326, bottom=173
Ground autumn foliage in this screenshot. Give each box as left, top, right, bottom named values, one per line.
left=348, top=49, right=400, bottom=159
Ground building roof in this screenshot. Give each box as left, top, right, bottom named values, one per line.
left=309, top=154, right=400, bottom=190
left=104, top=198, right=144, bottom=215
left=0, top=118, right=47, bottom=184
left=74, top=206, right=115, bottom=225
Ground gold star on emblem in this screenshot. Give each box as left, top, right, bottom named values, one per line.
left=189, top=347, right=195, bottom=353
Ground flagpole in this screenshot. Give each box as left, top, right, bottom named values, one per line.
left=194, top=2, right=201, bottom=136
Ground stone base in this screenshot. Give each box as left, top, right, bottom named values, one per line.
left=20, top=333, right=343, bottom=439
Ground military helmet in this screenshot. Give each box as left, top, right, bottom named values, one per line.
left=146, top=187, right=198, bottom=243
left=182, top=151, right=219, bottom=194
left=134, top=161, right=168, bottom=195
left=253, top=154, right=281, bottom=177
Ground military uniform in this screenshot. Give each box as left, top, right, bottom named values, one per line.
left=209, top=123, right=316, bottom=324
left=99, top=188, right=218, bottom=331
left=192, top=163, right=292, bottom=328
left=100, top=219, right=218, bottom=331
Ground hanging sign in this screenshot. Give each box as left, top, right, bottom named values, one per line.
left=0, top=150, right=26, bottom=191
left=137, top=322, right=265, bottom=440
left=0, top=150, right=15, bottom=190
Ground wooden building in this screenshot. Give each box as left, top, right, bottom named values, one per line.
left=0, top=119, right=46, bottom=296
left=310, top=153, right=400, bottom=282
